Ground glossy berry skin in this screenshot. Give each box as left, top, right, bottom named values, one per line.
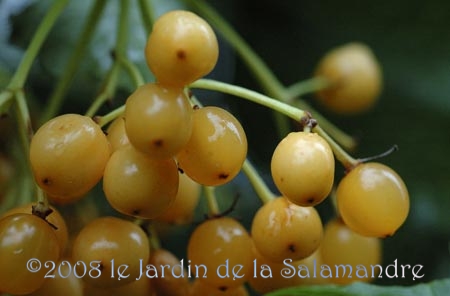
left=1, top=202, right=69, bottom=253
left=187, top=217, right=253, bottom=290
left=30, top=259, right=84, bottom=296
left=103, top=145, right=179, bottom=219
left=314, top=42, right=382, bottom=114
left=337, top=162, right=409, bottom=237
left=145, top=10, right=219, bottom=87
left=0, top=213, right=60, bottom=295
left=29, top=114, right=111, bottom=204
left=177, top=106, right=247, bottom=186
left=149, top=248, right=191, bottom=296
left=106, top=116, right=130, bottom=152
left=124, top=83, right=193, bottom=159
left=71, top=216, right=149, bottom=288
left=271, top=132, right=335, bottom=206
left=156, top=171, right=201, bottom=224
left=248, top=244, right=325, bottom=294
left=320, top=218, right=382, bottom=284
left=251, top=197, right=323, bottom=262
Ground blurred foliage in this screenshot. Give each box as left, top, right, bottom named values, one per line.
left=0, top=0, right=449, bottom=294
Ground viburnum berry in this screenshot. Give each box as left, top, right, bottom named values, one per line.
left=145, top=10, right=219, bottom=87
left=271, top=131, right=335, bottom=206
left=336, top=162, right=409, bottom=237
left=314, top=42, right=382, bottom=114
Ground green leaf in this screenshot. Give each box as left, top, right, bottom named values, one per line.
left=265, top=278, right=450, bottom=296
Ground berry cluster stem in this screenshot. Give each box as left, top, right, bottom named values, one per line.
left=40, top=0, right=107, bottom=124
left=85, top=0, right=130, bottom=118
left=241, top=160, right=275, bottom=204
left=190, top=79, right=306, bottom=121
left=186, top=0, right=357, bottom=151
left=138, top=0, right=157, bottom=34
left=204, top=186, right=220, bottom=217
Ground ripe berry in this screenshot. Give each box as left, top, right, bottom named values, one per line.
left=106, top=116, right=130, bottom=152
left=156, top=171, right=201, bottom=224
left=251, top=197, right=323, bottom=262
left=314, top=42, right=382, bottom=114
left=320, top=218, right=382, bottom=284
left=29, top=114, right=111, bottom=204
left=145, top=10, right=219, bottom=87
left=0, top=213, right=60, bottom=295
left=103, top=145, right=179, bottom=219
left=124, top=83, right=193, bottom=159
left=1, top=202, right=69, bottom=253
left=71, top=216, right=149, bottom=288
left=177, top=106, right=247, bottom=186
left=149, top=248, right=191, bottom=296
left=187, top=217, right=253, bottom=290
left=271, top=132, right=335, bottom=206
left=336, top=162, right=409, bottom=237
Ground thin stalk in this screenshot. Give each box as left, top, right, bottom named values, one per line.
left=286, top=76, right=329, bottom=100
left=84, top=64, right=120, bottom=117
left=138, top=0, right=157, bottom=34
left=295, top=100, right=357, bottom=151
left=8, top=0, right=69, bottom=89
left=96, top=105, right=125, bottom=128
left=190, top=79, right=306, bottom=122
left=85, top=0, right=130, bottom=117
left=117, top=55, right=145, bottom=87
left=204, top=186, right=220, bottom=216
left=314, top=126, right=359, bottom=170
left=242, top=160, right=275, bottom=204
left=40, top=0, right=107, bottom=123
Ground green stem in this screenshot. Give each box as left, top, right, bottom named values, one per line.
left=286, top=77, right=329, bottom=101
left=188, top=0, right=357, bottom=151
left=117, top=55, right=145, bottom=87
left=204, top=186, right=220, bottom=216
left=190, top=79, right=306, bottom=123
left=85, top=0, right=130, bottom=117
left=14, top=90, right=33, bottom=154
left=314, top=126, right=359, bottom=170
left=148, top=223, right=161, bottom=250
left=40, top=0, right=107, bottom=124
left=0, top=91, right=14, bottom=113
left=242, top=160, right=275, bottom=204
left=138, top=0, right=156, bottom=34
left=84, top=64, right=120, bottom=117
left=8, top=0, right=69, bottom=89
left=295, top=100, right=357, bottom=151
left=16, top=90, right=50, bottom=209
left=96, top=105, right=125, bottom=128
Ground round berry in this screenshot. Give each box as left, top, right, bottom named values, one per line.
left=314, top=42, right=382, bottom=114
left=271, top=132, right=335, bottom=206
left=187, top=217, right=253, bottom=290
left=251, top=197, right=323, bottom=262
left=0, top=213, right=60, bottom=295
left=320, top=217, right=382, bottom=284
left=124, top=83, right=193, bottom=159
left=145, top=10, right=219, bottom=87
left=336, top=162, right=409, bottom=237
left=1, top=202, right=69, bottom=253
left=103, top=145, right=179, bottom=219
left=177, top=106, right=247, bottom=186
left=29, top=114, right=111, bottom=204
left=71, top=216, right=149, bottom=288
left=106, top=116, right=130, bottom=152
